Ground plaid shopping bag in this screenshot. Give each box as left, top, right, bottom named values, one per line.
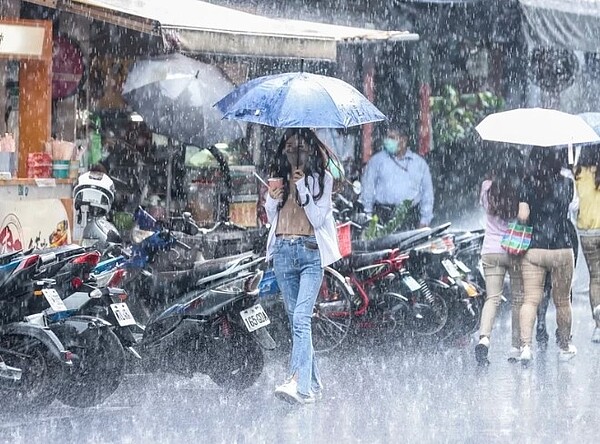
left=501, top=221, right=533, bottom=255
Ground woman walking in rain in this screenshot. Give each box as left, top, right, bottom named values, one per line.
left=574, top=147, right=600, bottom=342
left=516, top=149, right=577, bottom=364
left=265, top=128, right=341, bottom=404
left=475, top=155, right=524, bottom=365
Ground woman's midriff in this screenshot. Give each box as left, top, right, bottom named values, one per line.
left=276, top=185, right=314, bottom=236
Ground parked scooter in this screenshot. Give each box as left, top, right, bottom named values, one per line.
left=0, top=250, right=73, bottom=409
left=0, top=247, right=126, bottom=409
left=332, top=192, right=485, bottom=343
left=71, top=199, right=277, bottom=389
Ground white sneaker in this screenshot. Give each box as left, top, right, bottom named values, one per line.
left=475, top=337, right=490, bottom=365
left=274, top=380, right=315, bottom=405
left=507, top=347, right=521, bottom=363
left=520, top=345, right=533, bottom=366
left=592, top=327, right=600, bottom=343
left=558, top=344, right=577, bottom=362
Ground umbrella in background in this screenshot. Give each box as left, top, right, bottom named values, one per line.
left=123, top=53, right=245, bottom=148
left=475, top=108, right=600, bottom=147
left=123, top=53, right=245, bottom=216
left=578, top=112, right=600, bottom=136
left=214, top=71, right=386, bottom=129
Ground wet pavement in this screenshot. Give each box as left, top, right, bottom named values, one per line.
left=1, top=289, right=599, bottom=443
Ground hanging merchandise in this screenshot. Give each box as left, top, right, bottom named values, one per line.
left=89, top=117, right=103, bottom=166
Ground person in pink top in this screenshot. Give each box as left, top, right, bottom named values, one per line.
left=475, top=160, right=525, bottom=365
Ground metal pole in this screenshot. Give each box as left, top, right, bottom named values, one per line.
left=166, top=140, right=173, bottom=217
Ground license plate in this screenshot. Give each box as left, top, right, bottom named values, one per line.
left=455, top=259, right=471, bottom=274
left=403, top=275, right=422, bottom=292
left=42, top=288, right=67, bottom=312
left=110, top=303, right=136, bottom=327
left=442, top=259, right=461, bottom=278
left=240, top=304, right=271, bottom=332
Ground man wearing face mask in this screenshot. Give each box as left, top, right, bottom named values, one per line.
left=360, top=123, right=434, bottom=229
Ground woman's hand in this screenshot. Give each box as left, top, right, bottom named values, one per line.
left=293, top=169, right=305, bottom=182
left=517, top=202, right=530, bottom=224
left=268, top=187, right=284, bottom=200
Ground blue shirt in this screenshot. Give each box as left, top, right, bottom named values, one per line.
left=361, top=150, right=434, bottom=225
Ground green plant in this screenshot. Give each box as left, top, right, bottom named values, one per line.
left=430, top=85, right=503, bottom=146
left=364, top=200, right=413, bottom=240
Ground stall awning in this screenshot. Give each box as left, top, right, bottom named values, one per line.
left=519, top=0, right=600, bottom=53
left=28, top=0, right=418, bottom=61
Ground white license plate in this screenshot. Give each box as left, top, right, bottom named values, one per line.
left=42, top=288, right=67, bottom=312
left=454, top=259, right=471, bottom=274
left=240, top=304, right=271, bottom=332
left=442, top=259, right=461, bottom=278
left=403, top=275, right=422, bottom=292
left=110, top=303, right=136, bottom=327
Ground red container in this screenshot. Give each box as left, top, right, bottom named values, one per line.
left=27, top=153, right=53, bottom=178
left=336, top=222, right=352, bottom=258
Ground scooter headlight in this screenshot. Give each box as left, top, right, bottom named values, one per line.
left=131, top=226, right=154, bottom=244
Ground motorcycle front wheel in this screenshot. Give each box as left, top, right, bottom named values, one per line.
left=0, top=334, right=61, bottom=410
left=57, top=327, right=125, bottom=408
left=207, top=325, right=264, bottom=391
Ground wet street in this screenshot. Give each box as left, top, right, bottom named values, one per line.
left=2, top=289, right=599, bottom=443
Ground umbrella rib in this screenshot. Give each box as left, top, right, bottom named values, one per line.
left=313, top=76, right=348, bottom=128
left=269, top=73, right=301, bottom=127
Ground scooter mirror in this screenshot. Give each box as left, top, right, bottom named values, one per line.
left=184, top=221, right=199, bottom=236
left=352, top=180, right=362, bottom=195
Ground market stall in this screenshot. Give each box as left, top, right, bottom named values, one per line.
left=0, top=18, right=78, bottom=252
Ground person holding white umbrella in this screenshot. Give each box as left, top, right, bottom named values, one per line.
left=516, top=149, right=577, bottom=364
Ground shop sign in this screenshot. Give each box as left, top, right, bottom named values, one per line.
left=0, top=23, right=46, bottom=58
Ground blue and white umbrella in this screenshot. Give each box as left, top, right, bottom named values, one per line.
left=214, top=71, right=386, bottom=129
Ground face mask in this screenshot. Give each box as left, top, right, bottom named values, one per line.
left=383, top=138, right=400, bottom=154
left=286, top=151, right=308, bottom=168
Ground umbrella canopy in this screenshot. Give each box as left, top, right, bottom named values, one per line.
left=475, top=108, right=600, bottom=147
left=123, top=53, right=245, bottom=148
left=578, top=112, right=600, bottom=136
left=214, top=72, right=386, bottom=129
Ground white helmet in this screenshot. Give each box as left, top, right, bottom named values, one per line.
left=73, top=171, right=116, bottom=215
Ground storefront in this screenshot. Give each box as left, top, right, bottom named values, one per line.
left=0, top=13, right=76, bottom=252
left=1, top=0, right=418, bottom=248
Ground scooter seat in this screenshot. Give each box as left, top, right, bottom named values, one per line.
left=352, top=227, right=431, bottom=253
left=35, top=244, right=87, bottom=263
left=0, top=250, right=26, bottom=266
left=351, top=249, right=394, bottom=268
left=192, top=252, right=254, bottom=279
left=156, top=252, right=254, bottom=293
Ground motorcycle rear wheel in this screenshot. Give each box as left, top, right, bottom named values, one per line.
left=0, top=334, right=60, bottom=410
left=57, top=327, right=125, bottom=408
left=312, top=270, right=353, bottom=353
left=207, top=326, right=264, bottom=391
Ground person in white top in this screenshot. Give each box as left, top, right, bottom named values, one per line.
left=265, top=128, right=341, bottom=405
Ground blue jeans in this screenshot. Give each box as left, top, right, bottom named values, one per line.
left=272, top=236, right=323, bottom=396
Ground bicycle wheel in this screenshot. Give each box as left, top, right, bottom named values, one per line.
left=312, top=268, right=353, bottom=353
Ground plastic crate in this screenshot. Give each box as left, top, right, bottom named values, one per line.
left=336, top=222, right=352, bottom=257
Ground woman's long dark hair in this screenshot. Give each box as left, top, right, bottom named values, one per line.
left=526, top=148, right=563, bottom=198
left=575, top=144, right=600, bottom=189
left=485, top=148, right=523, bottom=220
left=269, top=128, right=332, bottom=210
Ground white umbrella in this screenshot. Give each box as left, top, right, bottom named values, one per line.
left=475, top=108, right=600, bottom=147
